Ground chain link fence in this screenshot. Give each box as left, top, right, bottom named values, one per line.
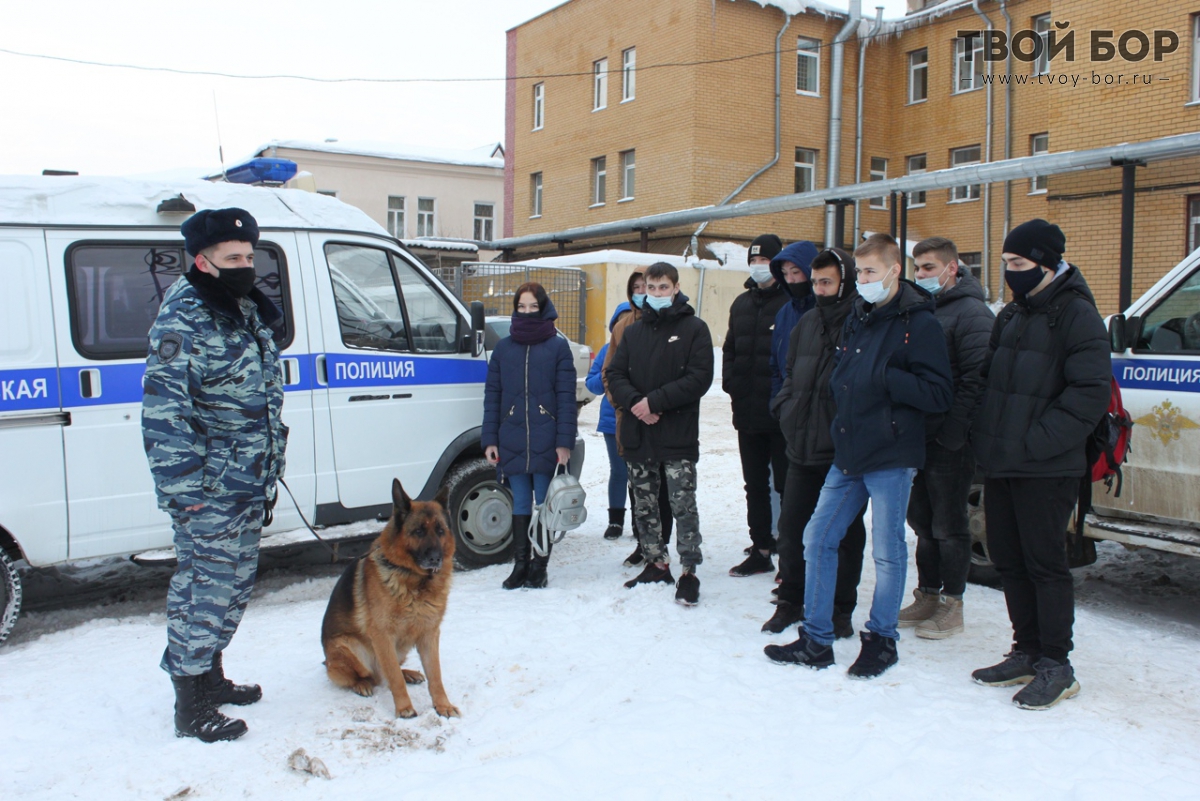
left=432, top=262, right=588, bottom=343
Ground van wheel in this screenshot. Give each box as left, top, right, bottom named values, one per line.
left=966, top=483, right=1001, bottom=588
left=0, top=550, right=22, bottom=646
left=444, top=458, right=514, bottom=570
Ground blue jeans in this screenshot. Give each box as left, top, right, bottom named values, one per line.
left=603, top=433, right=628, bottom=510
left=508, top=472, right=552, bottom=515
left=802, top=466, right=917, bottom=645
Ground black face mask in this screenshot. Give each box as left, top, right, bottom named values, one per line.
left=513, top=310, right=540, bottom=319
left=815, top=293, right=839, bottom=307
left=787, top=282, right=813, bottom=302
left=206, top=258, right=257, bottom=298
left=1004, top=266, right=1046, bottom=298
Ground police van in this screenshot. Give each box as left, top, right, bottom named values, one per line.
left=969, top=250, right=1200, bottom=580
left=0, top=175, right=565, bottom=642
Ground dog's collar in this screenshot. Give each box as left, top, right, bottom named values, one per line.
left=370, top=548, right=435, bottom=583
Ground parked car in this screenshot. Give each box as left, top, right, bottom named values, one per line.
left=484, top=316, right=594, bottom=406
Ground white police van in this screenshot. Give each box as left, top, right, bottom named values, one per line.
left=969, top=251, right=1200, bottom=580
left=0, top=176, right=565, bottom=642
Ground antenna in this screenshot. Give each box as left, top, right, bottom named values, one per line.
left=212, top=90, right=226, bottom=180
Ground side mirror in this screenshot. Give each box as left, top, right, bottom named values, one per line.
left=1108, top=313, right=1127, bottom=353
left=470, top=300, right=486, bottom=357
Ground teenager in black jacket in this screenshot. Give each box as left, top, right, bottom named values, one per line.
left=765, top=234, right=953, bottom=678
left=606, top=262, right=714, bottom=605
left=970, top=219, right=1110, bottom=710
left=723, top=233, right=790, bottom=577
left=763, top=247, right=867, bottom=636
left=900, top=237, right=995, bottom=638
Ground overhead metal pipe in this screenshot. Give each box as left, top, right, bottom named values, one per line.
left=854, top=7, right=886, bottom=246
left=487, top=131, right=1200, bottom=251
left=823, top=0, right=862, bottom=246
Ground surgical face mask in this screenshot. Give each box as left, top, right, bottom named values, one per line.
left=645, top=293, right=673, bottom=311
left=750, top=267, right=773, bottom=285
left=632, top=293, right=646, bottom=309
left=915, top=263, right=951, bottom=295
left=1004, top=266, right=1046, bottom=297
left=856, top=272, right=893, bottom=305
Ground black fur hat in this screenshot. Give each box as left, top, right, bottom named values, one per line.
left=181, top=207, right=260, bottom=256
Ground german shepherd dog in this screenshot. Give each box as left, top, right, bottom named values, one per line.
left=321, top=479, right=460, bottom=718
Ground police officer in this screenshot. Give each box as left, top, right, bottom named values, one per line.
left=143, top=208, right=287, bottom=742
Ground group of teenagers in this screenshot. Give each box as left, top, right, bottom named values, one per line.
left=481, top=217, right=1111, bottom=711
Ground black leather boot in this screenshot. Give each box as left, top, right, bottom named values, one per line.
left=604, top=508, right=625, bottom=540
left=503, top=514, right=532, bottom=590
left=525, top=540, right=551, bottom=589
left=172, top=674, right=248, bottom=742
left=205, top=651, right=263, bottom=706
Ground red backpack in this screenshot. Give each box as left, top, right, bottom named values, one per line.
left=1085, top=375, right=1133, bottom=495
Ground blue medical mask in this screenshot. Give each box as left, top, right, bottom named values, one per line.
left=750, top=267, right=773, bottom=285
left=915, top=263, right=950, bottom=296
left=857, top=273, right=893, bottom=305
left=645, top=293, right=674, bottom=311
left=632, top=293, right=646, bottom=309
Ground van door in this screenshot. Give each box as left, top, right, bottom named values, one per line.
left=309, top=235, right=486, bottom=515
left=47, top=232, right=312, bottom=559
left=0, top=231, right=68, bottom=566
left=1104, top=262, right=1200, bottom=524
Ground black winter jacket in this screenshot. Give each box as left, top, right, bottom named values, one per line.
left=830, top=281, right=954, bottom=476
left=723, top=277, right=788, bottom=431
left=971, top=265, right=1111, bottom=479
left=925, top=270, right=996, bottom=450
left=606, top=294, right=715, bottom=463
left=772, top=290, right=858, bottom=466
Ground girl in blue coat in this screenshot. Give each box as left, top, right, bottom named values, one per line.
left=482, top=283, right=578, bottom=589
left=585, top=302, right=632, bottom=540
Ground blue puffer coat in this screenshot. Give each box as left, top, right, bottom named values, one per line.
left=768, top=241, right=819, bottom=398
left=481, top=299, right=578, bottom=478
left=584, top=303, right=630, bottom=435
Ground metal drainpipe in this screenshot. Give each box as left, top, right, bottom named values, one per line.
left=999, top=0, right=1013, bottom=303
left=824, top=0, right=863, bottom=246
left=689, top=10, right=791, bottom=319
left=854, top=7, right=885, bottom=247
left=971, top=1, right=994, bottom=301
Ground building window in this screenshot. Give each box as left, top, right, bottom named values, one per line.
left=620, top=150, right=636, bottom=200
left=1033, top=15, right=1051, bottom=76
left=622, top=48, right=636, bottom=102
left=594, top=58, right=608, bottom=110
left=387, top=196, right=405, bottom=238
left=797, top=37, right=820, bottom=95
left=955, top=34, right=985, bottom=93
left=868, top=158, right=888, bottom=209
left=959, top=251, right=982, bottom=281
left=533, top=82, right=544, bottom=130
left=907, top=154, right=927, bottom=207
left=909, top=49, right=928, bottom=103
left=530, top=173, right=543, bottom=218
left=794, top=148, right=818, bottom=193
left=950, top=146, right=982, bottom=201
left=1188, top=196, right=1200, bottom=253
left=417, top=198, right=435, bottom=237
left=1030, top=133, right=1049, bottom=194
left=473, top=203, right=494, bottom=241
left=591, top=157, right=607, bottom=206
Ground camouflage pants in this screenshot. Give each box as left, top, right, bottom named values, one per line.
left=160, top=501, right=263, bottom=677
left=628, top=459, right=703, bottom=568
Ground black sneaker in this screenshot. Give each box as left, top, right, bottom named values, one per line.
left=729, top=549, right=774, bottom=577
left=971, top=650, right=1037, bottom=687
left=623, top=543, right=645, bottom=568
left=624, top=562, right=674, bottom=588
left=761, top=600, right=804, bottom=634
left=763, top=629, right=834, bottom=668
left=847, top=631, right=898, bottom=679
left=832, top=612, right=854, bottom=640
left=675, top=572, right=700, bottom=606
left=1012, top=658, right=1080, bottom=710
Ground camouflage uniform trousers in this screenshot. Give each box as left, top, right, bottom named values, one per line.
left=160, top=500, right=263, bottom=677
left=627, top=459, right=703, bottom=569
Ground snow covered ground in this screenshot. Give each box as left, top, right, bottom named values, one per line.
left=4, top=360, right=1200, bottom=800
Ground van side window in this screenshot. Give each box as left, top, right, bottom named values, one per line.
left=66, top=243, right=292, bottom=360
left=326, top=244, right=412, bottom=351
left=392, top=257, right=460, bottom=353
left=1139, top=268, right=1200, bottom=352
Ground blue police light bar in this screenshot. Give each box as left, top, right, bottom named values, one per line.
left=222, top=158, right=298, bottom=185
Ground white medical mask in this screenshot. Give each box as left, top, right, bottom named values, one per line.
left=645, top=293, right=673, bottom=311
left=915, top=263, right=951, bottom=295
left=857, top=273, right=893, bottom=305
left=750, top=267, right=773, bottom=285
left=632, top=293, right=646, bottom=309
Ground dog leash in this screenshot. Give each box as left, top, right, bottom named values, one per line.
left=276, top=478, right=338, bottom=556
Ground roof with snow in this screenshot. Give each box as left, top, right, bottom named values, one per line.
left=0, top=175, right=387, bottom=234
left=400, top=238, right=479, bottom=253
left=256, top=139, right=505, bottom=170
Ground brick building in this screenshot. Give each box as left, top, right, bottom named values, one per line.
left=504, top=0, right=1200, bottom=313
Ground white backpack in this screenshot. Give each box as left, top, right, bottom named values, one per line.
left=529, top=466, right=587, bottom=557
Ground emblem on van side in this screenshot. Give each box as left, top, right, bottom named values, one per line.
left=1134, top=400, right=1200, bottom=446
left=157, top=332, right=184, bottom=364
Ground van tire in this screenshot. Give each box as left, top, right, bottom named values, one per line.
left=966, top=483, right=1002, bottom=588
left=0, top=550, right=22, bottom=645
left=444, top=458, right=514, bottom=570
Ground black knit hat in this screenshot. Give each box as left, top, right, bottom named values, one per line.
left=181, top=208, right=260, bottom=256
left=747, top=234, right=783, bottom=262
left=1002, top=219, right=1065, bottom=269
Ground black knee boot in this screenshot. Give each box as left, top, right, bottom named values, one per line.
left=172, top=674, right=247, bottom=742
left=525, top=539, right=551, bottom=589
left=604, top=508, right=626, bottom=540
left=503, top=514, right=532, bottom=590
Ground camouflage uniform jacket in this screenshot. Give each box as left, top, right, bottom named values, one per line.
left=142, top=269, right=288, bottom=512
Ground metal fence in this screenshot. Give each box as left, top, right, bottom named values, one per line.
left=433, top=262, right=588, bottom=344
